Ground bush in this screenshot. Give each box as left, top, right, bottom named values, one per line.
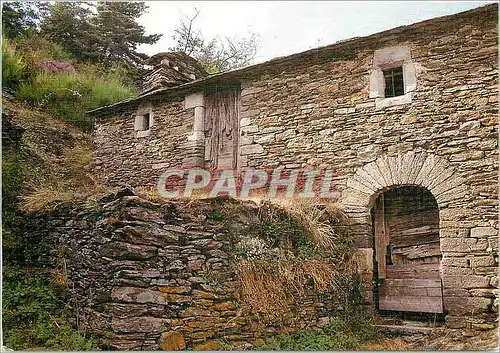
left=17, top=70, right=137, bottom=129
left=2, top=268, right=97, bottom=350
left=2, top=38, right=26, bottom=88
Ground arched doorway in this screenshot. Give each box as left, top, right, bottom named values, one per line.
left=372, top=186, right=443, bottom=314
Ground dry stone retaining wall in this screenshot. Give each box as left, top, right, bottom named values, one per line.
left=23, top=192, right=345, bottom=350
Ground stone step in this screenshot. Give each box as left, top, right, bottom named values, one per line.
left=376, top=324, right=438, bottom=335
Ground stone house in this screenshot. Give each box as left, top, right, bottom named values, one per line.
left=88, top=4, right=498, bottom=326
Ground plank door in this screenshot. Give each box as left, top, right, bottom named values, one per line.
left=204, top=89, right=240, bottom=171
left=374, top=187, right=444, bottom=314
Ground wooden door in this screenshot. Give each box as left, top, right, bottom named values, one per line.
left=374, top=187, right=443, bottom=314
left=204, top=89, right=240, bottom=171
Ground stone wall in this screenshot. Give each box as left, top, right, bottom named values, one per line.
left=142, top=52, right=208, bottom=93
left=234, top=5, right=498, bottom=325
left=24, top=191, right=349, bottom=350
left=93, top=97, right=195, bottom=189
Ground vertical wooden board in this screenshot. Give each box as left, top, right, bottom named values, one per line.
left=374, top=195, right=388, bottom=278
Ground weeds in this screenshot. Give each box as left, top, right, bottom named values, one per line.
left=255, top=316, right=377, bottom=350
left=2, top=268, right=97, bottom=350
left=2, top=38, right=26, bottom=88
left=234, top=198, right=362, bottom=330
left=19, top=141, right=112, bottom=213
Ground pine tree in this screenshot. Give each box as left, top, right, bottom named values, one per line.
left=2, top=1, right=49, bottom=38
left=91, top=2, right=162, bottom=67
left=41, top=2, right=97, bottom=61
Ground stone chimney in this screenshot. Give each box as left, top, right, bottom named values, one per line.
left=141, top=52, right=209, bottom=93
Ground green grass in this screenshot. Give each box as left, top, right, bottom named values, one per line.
left=256, top=317, right=378, bottom=350
left=2, top=268, right=98, bottom=350
left=2, top=38, right=26, bottom=88
left=17, top=71, right=137, bottom=129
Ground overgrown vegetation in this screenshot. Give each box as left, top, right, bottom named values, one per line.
left=2, top=2, right=143, bottom=129
left=2, top=38, right=26, bottom=88
left=17, top=70, right=136, bottom=128
left=256, top=316, right=377, bottom=350
left=2, top=268, right=98, bottom=350
left=232, top=199, right=363, bottom=329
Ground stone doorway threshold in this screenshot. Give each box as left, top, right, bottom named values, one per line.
left=375, top=311, right=446, bottom=335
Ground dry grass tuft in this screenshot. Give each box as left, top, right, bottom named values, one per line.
left=19, top=182, right=110, bottom=213
left=19, top=142, right=113, bottom=213
left=237, top=255, right=340, bottom=324
left=269, top=198, right=348, bottom=252
left=300, top=259, right=337, bottom=291
left=237, top=259, right=292, bottom=323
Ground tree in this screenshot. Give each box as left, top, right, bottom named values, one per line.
left=90, top=2, right=162, bottom=67
left=41, top=1, right=161, bottom=68
left=2, top=1, right=49, bottom=38
left=170, top=8, right=258, bottom=74
left=41, top=2, right=97, bottom=61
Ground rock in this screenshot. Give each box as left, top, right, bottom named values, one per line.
left=111, top=287, right=166, bottom=304
left=470, top=227, right=497, bottom=237
left=240, top=144, right=264, bottom=155
left=317, top=316, right=330, bottom=327
left=444, top=297, right=492, bottom=315
left=471, top=323, right=495, bottom=330
left=459, top=120, right=480, bottom=131
left=240, top=118, right=251, bottom=127
left=159, top=331, right=186, bottom=350
left=214, top=301, right=236, bottom=311
left=100, top=241, right=157, bottom=260
left=114, top=225, right=178, bottom=246
left=179, top=306, right=212, bottom=317
left=193, top=340, right=219, bottom=350
left=469, top=256, right=496, bottom=267
left=111, top=316, right=170, bottom=333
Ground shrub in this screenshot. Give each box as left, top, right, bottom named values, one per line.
left=2, top=38, right=26, bottom=88
left=2, top=268, right=97, bottom=350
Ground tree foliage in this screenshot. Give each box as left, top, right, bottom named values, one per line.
left=40, top=1, right=161, bottom=68
left=170, top=8, right=258, bottom=73
left=41, top=2, right=97, bottom=62
left=1, top=1, right=49, bottom=38
left=90, top=2, right=162, bottom=67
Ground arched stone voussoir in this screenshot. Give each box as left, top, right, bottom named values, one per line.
left=341, top=188, right=373, bottom=209
left=346, top=177, right=376, bottom=196
left=341, top=151, right=466, bottom=210
left=415, top=153, right=440, bottom=186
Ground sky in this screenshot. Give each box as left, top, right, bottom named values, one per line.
left=137, top=1, right=493, bottom=64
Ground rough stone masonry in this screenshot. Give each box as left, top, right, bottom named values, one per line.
left=88, top=4, right=498, bottom=330
left=22, top=192, right=347, bottom=350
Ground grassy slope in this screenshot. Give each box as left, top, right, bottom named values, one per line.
left=2, top=95, right=102, bottom=350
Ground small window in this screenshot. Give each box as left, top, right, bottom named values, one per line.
left=383, top=67, right=404, bottom=98
left=142, top=113, right=150, bottom=130
left=135, top=113, right=151, bottom=131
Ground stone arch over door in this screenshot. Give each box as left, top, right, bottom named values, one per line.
left=341, top=151, right=476, bottom=319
